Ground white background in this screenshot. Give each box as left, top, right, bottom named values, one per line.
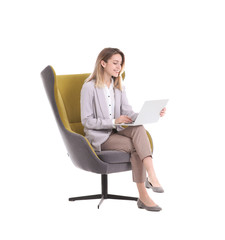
left=1, top=0, right=225, bottom=239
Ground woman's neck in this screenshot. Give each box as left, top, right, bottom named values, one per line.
left=103, top=72, right=112, bottom=86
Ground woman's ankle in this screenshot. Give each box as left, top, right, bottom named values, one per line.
left=139, top=194, right=157, bottom=207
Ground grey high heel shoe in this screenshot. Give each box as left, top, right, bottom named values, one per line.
left=137, top=199, right=162, bottom=212
left=145, top=178, right=164, bottom=193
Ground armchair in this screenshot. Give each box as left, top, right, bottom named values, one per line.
left=41, top=65, right=153, bottom=208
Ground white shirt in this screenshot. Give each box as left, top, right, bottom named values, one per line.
left=103, top=79, right=116, bottom=128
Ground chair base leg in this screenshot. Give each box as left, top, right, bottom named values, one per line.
left=69, top=194, right=102, bottom=201
left=97, top=196, right=104, bottom=209
left=69, top=174, right=138, bottom=209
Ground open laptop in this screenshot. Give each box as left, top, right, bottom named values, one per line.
left=114, top=99, right=169, bottom=126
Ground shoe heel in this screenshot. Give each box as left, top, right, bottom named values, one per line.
left=137, top=200, right=143, bottom=209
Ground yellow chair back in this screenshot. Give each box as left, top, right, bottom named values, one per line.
left=54, top=73, right=90, bottom=136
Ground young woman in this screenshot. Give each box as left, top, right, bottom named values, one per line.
left=80, top=48, right=166, bottom=212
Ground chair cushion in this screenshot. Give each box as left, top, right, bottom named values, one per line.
left=96, top=150, right=131, bottom=164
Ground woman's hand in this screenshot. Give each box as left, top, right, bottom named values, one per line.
left=115, top=115, right=133, bottom=124
left=160, top=107, right=166, bottom=117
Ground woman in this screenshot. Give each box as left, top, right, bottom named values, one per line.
left=80, top=48, right=166, bottom=212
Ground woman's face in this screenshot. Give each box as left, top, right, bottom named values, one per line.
left=101, top=54, right=122, bottom=78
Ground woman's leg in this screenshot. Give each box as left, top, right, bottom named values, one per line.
left=136, top=183, right=157, bottom=207
left=143, top=156, right=162, bottom=187
left=101, top=130, right=159, bottom=207
left=117, top=126, right=162, bottom=186
left=101, top=132, right=147, bottom=183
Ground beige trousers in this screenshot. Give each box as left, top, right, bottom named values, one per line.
left=101, top=125, right=152, bottom=183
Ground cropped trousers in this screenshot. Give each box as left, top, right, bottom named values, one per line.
left=101, top=125, right=153, bottom=183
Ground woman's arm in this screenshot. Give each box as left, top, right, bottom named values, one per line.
left=80, top=83, right=114, bottom=130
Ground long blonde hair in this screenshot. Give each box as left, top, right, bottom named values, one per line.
left=85, top=48, right=125, bottom=91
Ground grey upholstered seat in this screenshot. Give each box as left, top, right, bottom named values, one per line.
left=97, top=150, right=131, bottom=164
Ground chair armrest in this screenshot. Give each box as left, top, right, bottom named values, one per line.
left=61, top=129, right=109, bottom=174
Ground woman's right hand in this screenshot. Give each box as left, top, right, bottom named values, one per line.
left=115, top=115, right=133, bottom=124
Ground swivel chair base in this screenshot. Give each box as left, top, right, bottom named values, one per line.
left=69, top=174, right=138, bottom=209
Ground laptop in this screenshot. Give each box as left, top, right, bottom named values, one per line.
left=114, top=99, right=169, bottom=126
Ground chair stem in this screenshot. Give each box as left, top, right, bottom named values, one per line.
left=101, top=174, right=108, bottom=198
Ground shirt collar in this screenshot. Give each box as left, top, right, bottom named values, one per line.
left=104, top=78, right=114, bottom=90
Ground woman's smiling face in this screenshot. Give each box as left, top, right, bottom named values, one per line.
left=101, top=54, right=122, bottom=78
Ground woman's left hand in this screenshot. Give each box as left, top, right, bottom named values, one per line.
left=160, top=107, right=166, bottom=117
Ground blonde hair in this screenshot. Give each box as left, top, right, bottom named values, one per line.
left=85, top=48, right=125, bottom=91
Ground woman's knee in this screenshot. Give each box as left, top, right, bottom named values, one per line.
left=131, top=125, right=146, bottom=134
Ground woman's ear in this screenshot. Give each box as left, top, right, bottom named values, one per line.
left=101, top=60, right=106, bottom=68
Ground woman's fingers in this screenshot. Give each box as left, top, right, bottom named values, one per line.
left=124, top=116, right=133, bottom=123
left=160, top=108, right=166, bottom=117
left=120, top=115, right=132, bottom=123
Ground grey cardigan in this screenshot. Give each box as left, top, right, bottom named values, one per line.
left=80, top=79, right=138, bottom=152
